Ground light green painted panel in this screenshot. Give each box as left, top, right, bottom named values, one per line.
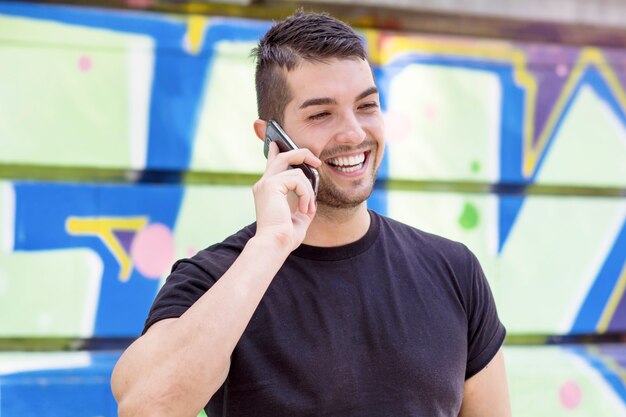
left=173, top=184, right=256, bottom=261
left=384, top=64, right=501, bottom=182
left=537, top=85, right=626, bottom=187
left=498, top=196, right=625, bottom=334
left=506, top=346, right=626, bottom=416
left=0, top=249, right=103, bottom=337
left=191, top=40, right=264, bottom=174
left=0, top=15, right=153, bottom=169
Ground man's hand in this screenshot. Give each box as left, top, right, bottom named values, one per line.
left=253, top=141, right=321, bottom=250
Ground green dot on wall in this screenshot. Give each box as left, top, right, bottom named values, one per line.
left=470, top=160, right=481, bottom=173
left=459, top=202, right=479, bottom=230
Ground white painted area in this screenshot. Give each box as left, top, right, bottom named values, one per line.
left=0, top=352, right=90, bottom=375
left=80, top=250, right=104, bottom=337
left=127, top=36, right=154, bottom=170
left=0, top=183, right=15, bottom=253
left=558, top=202, right=626, bottom=333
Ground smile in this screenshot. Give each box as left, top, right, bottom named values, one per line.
left=325, top=151, right=370, bottom=173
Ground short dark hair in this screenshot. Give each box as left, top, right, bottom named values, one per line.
left=252, top=11, right=367, bottom=124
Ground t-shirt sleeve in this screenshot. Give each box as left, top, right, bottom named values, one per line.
left=464, top=249, right=506, bottom=380
left=142, top=257, right=218, bottom=335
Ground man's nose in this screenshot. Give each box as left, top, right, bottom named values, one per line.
left=334, top=112, right=366, bottom=144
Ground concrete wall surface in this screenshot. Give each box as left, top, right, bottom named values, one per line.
left=305, top=0, right=626, bottom=29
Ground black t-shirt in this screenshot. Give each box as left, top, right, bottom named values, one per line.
left=144, top=210, right=506, bottom=417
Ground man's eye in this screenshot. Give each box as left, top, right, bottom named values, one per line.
left=359, top=102, right=379, bottom=110
left=309, top=112, right=330, bottom=121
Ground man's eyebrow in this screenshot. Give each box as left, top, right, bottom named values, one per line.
left=298, top=86, right=379, bottom=110
left=355, top=86, right=379, bottom=102
left=299, top=97, right=337, bottom=109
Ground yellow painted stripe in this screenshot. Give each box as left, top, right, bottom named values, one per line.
left=597, top=264, right=626, bottom=333
left=588, top=345, right=626, bottom=384
left=66, top=217, right=148, bottom=281
left=361, top=29, right=382, bottom=66
left=186, top=15, right=209, bottom=55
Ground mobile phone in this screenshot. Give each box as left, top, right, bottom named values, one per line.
left=264, top=119, right=319, bottom=196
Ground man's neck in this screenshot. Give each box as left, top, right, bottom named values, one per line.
left=302, top=203, right=370, bottom=247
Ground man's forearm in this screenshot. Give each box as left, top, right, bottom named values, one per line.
left=112, top=234, right=291, bottom=417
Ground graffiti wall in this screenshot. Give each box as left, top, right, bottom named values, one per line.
left=0, top=2, right=624, bottom=416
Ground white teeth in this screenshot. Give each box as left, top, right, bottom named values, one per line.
left=335, top=164, right=363, bottom=173
left=327, top=153, right=365, bottom=167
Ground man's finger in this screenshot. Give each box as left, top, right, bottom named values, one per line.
left=265, top=148, right=321, bottom=177
left=265, top=141, right=280, bottom=169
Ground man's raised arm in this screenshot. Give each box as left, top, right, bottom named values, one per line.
left=111, top=145, right=321, bottom=417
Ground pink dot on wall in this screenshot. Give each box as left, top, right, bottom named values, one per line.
left=130, top=223, right=175, bottom=279
left=559, top=380, right=582, bottom=410
left=77, top=55, right=92, bottom=72
left=555, top=63, right=569, bottom=77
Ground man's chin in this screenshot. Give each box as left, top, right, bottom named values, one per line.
left=316, top=168, right=378, bottom=209
left=316, top=185, right=374, bottom=209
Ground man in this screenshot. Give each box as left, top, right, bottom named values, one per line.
left=111, top=11, right=511, bottom=417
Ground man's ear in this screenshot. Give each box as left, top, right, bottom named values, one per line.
left=253, top=119, right=267, bottom=142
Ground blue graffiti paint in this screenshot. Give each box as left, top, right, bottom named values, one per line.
left=12, top=182, right=184, bottom=337
left=568, top=345, right=626, bottom=404
left=571, top=219, right=626, bottom=334
left=0, top=351, right=120, bottom=417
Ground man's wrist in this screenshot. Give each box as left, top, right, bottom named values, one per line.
left=247, top=232, right=293, bottom=259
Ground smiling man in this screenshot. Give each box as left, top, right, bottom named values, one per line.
left=112, top=11, right=511, bottom=417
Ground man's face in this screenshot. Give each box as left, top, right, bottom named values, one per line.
left=281, top=58, right=385, bottom=209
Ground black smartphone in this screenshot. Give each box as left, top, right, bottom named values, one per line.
left=263, top=119, right=319, bottom=196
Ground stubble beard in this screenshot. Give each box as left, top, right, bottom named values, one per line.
left=315, top=148, right=380, bottom=210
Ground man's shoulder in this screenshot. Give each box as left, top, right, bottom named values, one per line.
left=373, top=211, right=471, bottom=259
left=374, top=211, right=464, bottom=246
